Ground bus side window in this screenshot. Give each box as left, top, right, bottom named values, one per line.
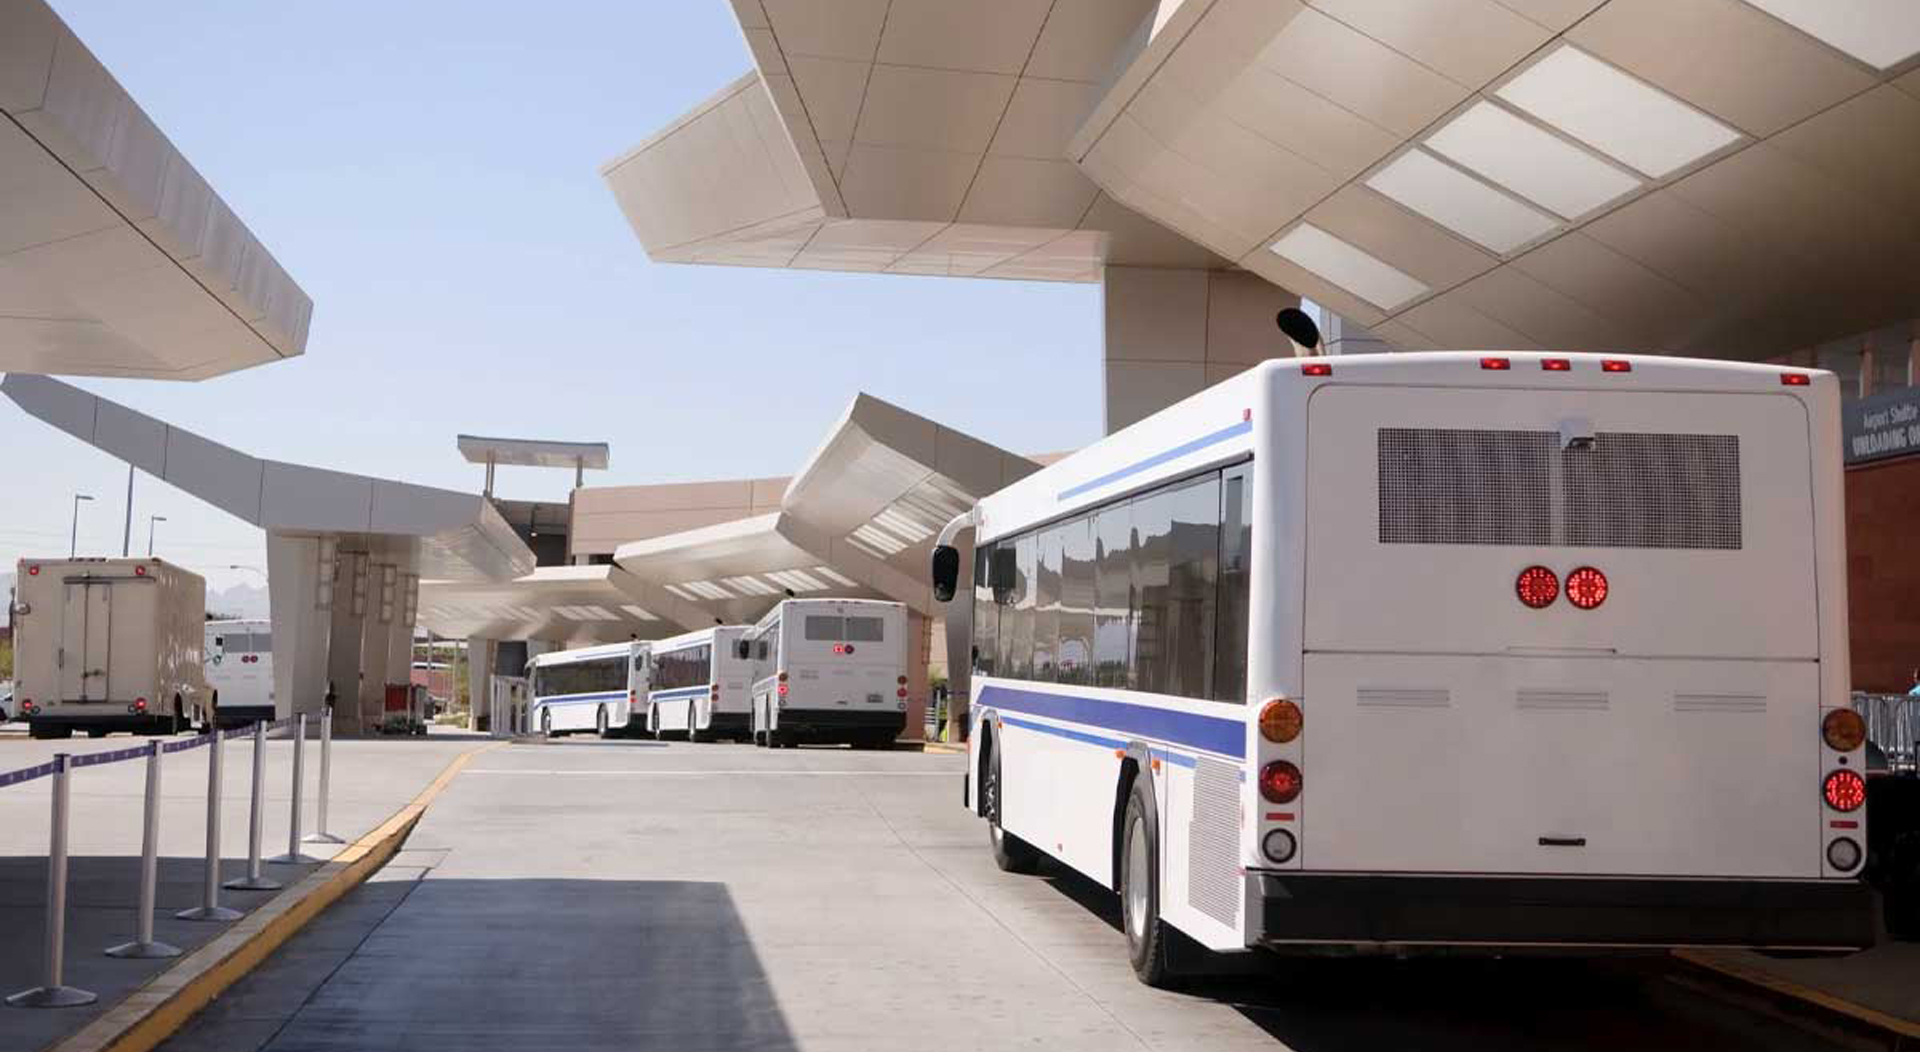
left=1001, top=534, right=1037, bottom=680
left=973, top=544, right=999, bottom=676
left=1092, top=504, right=1133, bottom=690
left=1058, top=517, right=1094, bottom=686
left=1212, top=468, right=1252, bottom=703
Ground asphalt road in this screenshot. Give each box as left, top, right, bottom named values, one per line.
left=154, top=738, right=1852, bottom=1052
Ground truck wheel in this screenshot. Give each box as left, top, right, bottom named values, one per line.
left=985, top=742, right=1041, bottom=874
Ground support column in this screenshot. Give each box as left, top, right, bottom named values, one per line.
left=265, top=533, right=330, bottom=719
left=466, top=637, right=495, bottom=732
left=1103, top=266, right=1300, bottom=433
left=903, top=610, right=932, bottom=742
left=326, top=553, right=368, bottom=734
left=358, top=562, right=398, bottom=732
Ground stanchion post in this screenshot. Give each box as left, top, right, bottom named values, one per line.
left=226, top=720, right=280, bottom=890
left=177, top=730, right=242, bottom=922
left=303, top=706, right=343, bottom=844
left=106, top=741, right=181, bottom=959
left=269, top=714, right=319, bottom=864
left=6, top=754, right=98, bottom=1007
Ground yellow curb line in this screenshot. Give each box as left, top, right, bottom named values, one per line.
left=1672, top=948, right=1920, bottom=1041
left=920, top=742, right=966, bottom=754
left=50, top=740, right=504, bottom=1052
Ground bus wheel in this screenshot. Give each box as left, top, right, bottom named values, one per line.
left=1120, top=777, right=1179, bottom=988
left=985, top=743, right=1041, bottom=874
left=595, top=706, right=610, bottom=739
left=541, top=709, right=556, bottom=739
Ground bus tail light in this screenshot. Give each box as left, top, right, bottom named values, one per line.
left=1259, top=699, right=1301, bottom=743
left=1823, top=769, right=1866, bottom=812
left=710, top=684, right=720, bottom=700
left=1822, top=709, right=1866, bottom=751
left=1515, top=566, right=1558, bottom=608
left=1259, top=761, right=1302, bottom=804
left=897, top=688, right=908, bottom=698
left=777, top=682, right=788, bottom=697
left=897, top=676, right=907, bottom=685
left=132, top=698, right=147, bottom=713
left=1565, top=567, right=1608, bottom=610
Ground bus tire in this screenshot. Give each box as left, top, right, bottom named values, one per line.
left=541, top=708, right=556, bottom=739
left=985, top=742, right=1041, bottom=874
left=595, top=706, right=611, bottom=739
left=1120, top=777, right=1177, bottom=987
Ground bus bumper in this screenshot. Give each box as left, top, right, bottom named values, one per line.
left=1250, top=873, right=1876, bottom=952
left=774, top=708, right=905, bottom=741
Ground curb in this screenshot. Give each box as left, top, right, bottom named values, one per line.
left=920, top=741, right=966, bottom=755
left=48, top=740, right=503, bottom=1052
left=1671, top=949, right=1920, bottom=1050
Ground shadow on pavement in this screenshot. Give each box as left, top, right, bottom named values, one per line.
left=159, top=877, right=798, bottom=1052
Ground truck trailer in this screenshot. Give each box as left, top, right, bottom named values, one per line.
left=11, top=557, right=212, bottom=738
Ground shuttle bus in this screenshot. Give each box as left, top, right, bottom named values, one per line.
left=205, top=618, right=274, bottom=725
left=742, top=598, right=909, bottom=749
left=647, top=626, right=750, bottom=742
left=528, top=642, right=642, bottom=738
left=931, top=351, right=1874, bottom=986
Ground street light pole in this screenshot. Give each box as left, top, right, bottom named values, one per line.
left=120, top=465, right=134, bottom=557
left=147, top=516, right=167, bottom=558
left=69, top=494, right=94, bottom=558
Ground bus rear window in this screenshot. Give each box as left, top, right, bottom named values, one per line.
left=805, top=616, right=844, bottom=641
left=845, top=617, right=883, bottom=642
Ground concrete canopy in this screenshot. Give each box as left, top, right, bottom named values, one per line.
left=1, top=0, right=311, bottom=379
left=457, top=435, right=610, bottom=471
left=601, top=0, right=1228, bottom=282
left=1074, top=0, right=1920, bottom=360
left=416, top=564, right=712, bottom=645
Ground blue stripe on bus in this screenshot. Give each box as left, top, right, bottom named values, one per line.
left=997, top=716, right=1205, bottom=770
left=1056, top=419, right=1251, bottom=501
left=532, top=691, right=625, bottom=707
left=978, top=684, right=1244, bottom=759
left=651, top=686, right=709, bottom=700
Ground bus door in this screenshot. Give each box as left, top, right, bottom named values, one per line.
left=60, top=579, right=113, bottom=702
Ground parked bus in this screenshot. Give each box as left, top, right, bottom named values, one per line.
left=742, top=599, right=909, bottom=749
left=205, top=618, right=274, bottom=725
left=647, top=626, right=750, bottom=742
left=528, top=641, right=641, bottom=738
left=930, top=352, right=1874, bottom=986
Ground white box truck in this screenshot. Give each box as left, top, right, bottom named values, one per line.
left=11, top=557, right=212, bottom=739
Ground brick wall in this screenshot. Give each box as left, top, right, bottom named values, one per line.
left=1846, top=455, right=1920, bottom=692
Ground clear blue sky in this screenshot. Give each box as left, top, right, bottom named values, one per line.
left=2, top=1, right=1104, bottom=591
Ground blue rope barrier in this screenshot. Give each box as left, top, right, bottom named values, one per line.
left=0, top=760, right=59, bottom=788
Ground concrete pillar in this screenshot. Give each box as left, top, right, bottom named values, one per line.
left=326, top=552, right=368, bottom=734
left=359, top=562, right=399, bottom=732
left=466, top=637, right=495, bottom=732
left=1103, top=266, right=1301, bottom=433
left=903, top=610, right=932, bottom=742
left=264, top=533, right=330, bottom=719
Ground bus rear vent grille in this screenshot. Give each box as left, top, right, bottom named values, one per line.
left=1186, top=756, right=1241, bottom=929
left=1378, top=428, right=1741, bottom=549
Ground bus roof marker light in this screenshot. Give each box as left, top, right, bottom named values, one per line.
left=1300, top=362, right=1332, bottom=377
left=1542, top=358, right=1571, bottom=371
left=1480, top=357, right=1511, bottom=370
left=1601, top=359, right=1632, bottom=373
left=1781, top=372, right=1811, bottom=386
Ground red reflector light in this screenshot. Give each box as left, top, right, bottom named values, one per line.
left=1781, top=373, right=1810, bottom=386
left=1829, top=819, right=1859, bottom=829
left=1515, top=566, right=1559, bottom=609
left=1823, top=769, right=1866, bottom=812
left=1541, top=358, right=1571, bottom=371
left=896, top=688, right=908, bottom=698
left=1300, top=362, right=1332, bottom=377
left=27, top=565, right=38, bottom=576
left=1259, top=761, right=1302, bottom=804
left=1601, top=359, right=1632, bottom=373
left=1565, top=567, right=1608, bottom=610
left=1480, top=357, right=1511, bottom=370
left=134, top=565, right=146, bottom=577
left=133, top=698, right=147, bottom=712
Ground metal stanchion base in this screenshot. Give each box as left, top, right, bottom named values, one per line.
left=265, top=851, right=321, bottom=865
left=5, top=985, right=98, bottom=1008
left=223, top=874, right=282, bottom=891
left=302, top=832, right=346, bottom=845
left=174, top=905, right=243, bottom=922
left=105, top=939, right=181, bottom=960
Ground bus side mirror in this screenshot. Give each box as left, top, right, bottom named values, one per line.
left=931, top=545, right=960, bottom=603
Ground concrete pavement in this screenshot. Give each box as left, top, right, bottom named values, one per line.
left=0, top=726, right=489, bottom=1052
left=151, top=738, right=1862, bottom=1052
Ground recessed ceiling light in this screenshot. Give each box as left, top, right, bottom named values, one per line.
left=1365, top=149, right=1559, bottom=254
left=1268, top=224, right=1429, bottom=312
left=1497, top=46, right=1741, bottom=178
left=1739, top=0, right=1920, bottom=70
left=1425, top=102, right=1642, bottom=220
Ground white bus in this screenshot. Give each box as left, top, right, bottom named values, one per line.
left=742, top=599, right=909, bottom=749
left=647, top=626, right=750, bottom=742
left=205, top=618, right=274, bottom=725
left=528, top=641, right=643, bottom=738
left=931, top=351, right=1874, bottom=986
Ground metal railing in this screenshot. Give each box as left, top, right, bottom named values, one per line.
left=0, top=706, right=343, bottom=1010
left=1853, top=691, right=1919, bottom=774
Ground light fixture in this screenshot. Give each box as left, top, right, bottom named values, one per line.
left=1268, top=224, right=1429, bottom=312
left=1365, top=149, right=1559, bottom=254
left=1424, top=101, right=1641, bottom=219
left=1497, top=46, right=1741, bottom=178
left=1739, top=0, right=1920, bottom=71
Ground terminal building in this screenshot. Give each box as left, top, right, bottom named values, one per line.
left=3, top=0, right=1918, bottom=728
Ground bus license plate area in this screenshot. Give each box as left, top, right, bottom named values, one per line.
left=866, top=692, right=882, bottom=705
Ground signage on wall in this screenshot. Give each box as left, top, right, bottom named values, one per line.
left=1844, top=387, right=1920, bottom=465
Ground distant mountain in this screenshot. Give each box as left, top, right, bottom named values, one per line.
left=207, top=582, right=269, bottom=620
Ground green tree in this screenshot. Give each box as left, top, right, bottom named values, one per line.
left=0, top=637, right=12, bottom=681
